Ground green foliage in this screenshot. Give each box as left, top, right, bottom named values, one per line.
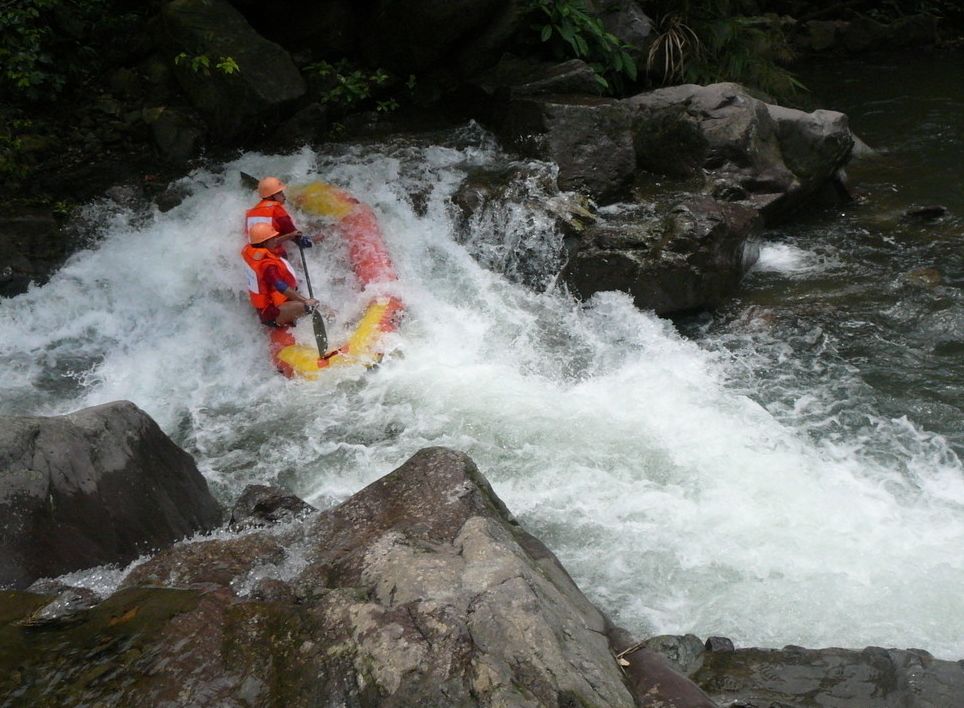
left=0, top=0, right=138, bottom=103
left=305, top=60, right=394, bottom=111
left=525, top=0, right=638, bottom=92
left=0, top=0, right=63, bottom=100
left=174, top=53, right=241, bottom=76
left=644, top=1, right=805, bottom=99
left=0, top=117, right=32, bottom=185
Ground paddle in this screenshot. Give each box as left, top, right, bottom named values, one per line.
left=297, top=240, right=328, bottom=355
left=239, top=171, right=260, bottom=190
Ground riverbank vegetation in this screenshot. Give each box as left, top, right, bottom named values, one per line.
left=0, top=0, right=960, bottom=205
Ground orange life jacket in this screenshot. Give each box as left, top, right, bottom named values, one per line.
left=245, top=199, right=292, bottom=234
left=241, top=244, right=298, bottom=310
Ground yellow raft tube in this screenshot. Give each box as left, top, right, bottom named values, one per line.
left=266, top=182, right=403, bottom=379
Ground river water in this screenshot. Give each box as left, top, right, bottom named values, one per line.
left=1, top=55, right=961, bottom=659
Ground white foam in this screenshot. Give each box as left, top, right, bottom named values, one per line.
left=2, top=130, right=962, bottom=658
left=752, top=242, right=821, bottom=274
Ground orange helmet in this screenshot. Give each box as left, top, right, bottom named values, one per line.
left=248, top=222, right=279, bottom=245
left=257, top=176, right=286, bottom=199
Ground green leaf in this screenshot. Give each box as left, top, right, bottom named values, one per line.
left=541, top=24, right=552, bottom=42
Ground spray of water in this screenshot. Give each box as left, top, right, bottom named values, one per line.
left=1, top=125, right=962, bottom=658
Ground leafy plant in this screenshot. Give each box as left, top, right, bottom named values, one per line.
left=174, top=53, right=240, bottom=76
left=525, top=0, right=638, bottom=91
left=305, top=60, right=393, bottom=110
left=1, top=0, right=139, bottom=103
left=646, top=14, right=703, bottom=84
left=643, top=1, right=805, bottom=99
left=0, top=0, right=64, bottom=100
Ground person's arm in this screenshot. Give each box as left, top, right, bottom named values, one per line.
left=274, top=214, right=302, bottom=243
left=264, top=265, right=318, bottom=308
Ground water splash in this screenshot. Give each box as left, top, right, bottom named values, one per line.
left=2, top=125, right=962, bottom=658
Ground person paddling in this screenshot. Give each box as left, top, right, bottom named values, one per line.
left=245, top=176, right=313, bottom=254
left=242, top=222, right=319, bottom=328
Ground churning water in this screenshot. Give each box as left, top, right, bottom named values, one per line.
left=1, top=62, right=962, bottom=660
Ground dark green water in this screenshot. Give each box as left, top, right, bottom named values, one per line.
left=687, top=51, right=964, bottom=459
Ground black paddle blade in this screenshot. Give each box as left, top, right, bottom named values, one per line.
left=311, top=309, right=328, bottom=354
left=240, top=171, right=260, bottom=190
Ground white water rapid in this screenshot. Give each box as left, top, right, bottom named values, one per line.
left=2, top=125, right=962, bottom=659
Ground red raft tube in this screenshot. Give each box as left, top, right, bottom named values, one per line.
left=266, top=182, right=404, bottom=379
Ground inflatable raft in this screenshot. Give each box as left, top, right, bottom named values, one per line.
left=266, top=182, right=403, bottom=379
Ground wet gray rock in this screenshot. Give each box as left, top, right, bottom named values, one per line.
left=0, top=447, right=708, bottom=706
left=564, top=195, right=761, bottom=315
left=705, top=635, right=735, bottom=652
left=629, top=83, right=854, bottom=223
left=498, top=82, right=852, bottom=219
left=451, top=163, right=592, bottom=289
left=0, top=209, right=67, bottom=297
left=161, top=0, right=305, bottom=141
left=229, top=484, right=316, bottom=529
left=471, top=56, right=605, bottom=100
left=614, top=639, right=717, bottom=708
left=153, top=181, right=192, bottom=212
left=594, top=0, right=654, bottom=66
left=267, top=102, right=329, bottom=150
left=16, top=583, right=101, bottom=627
left=144, top=105, right=206, bottom=165
left=904, top=205, right=948, bottom=221
left=0, top=401, right=223, bottom=590
left=502, top=95, right=636, bottom=202
left=690, top=644, right=964, bottom=707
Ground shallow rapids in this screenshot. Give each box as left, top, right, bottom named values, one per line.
left=1, top=117, right=961, bottom=658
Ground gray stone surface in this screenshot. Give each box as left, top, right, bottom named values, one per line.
left=161, top=0, right=305, bottom=140
left=0, top=209, right=67, bottom=297
left=1, top=447, right=711, bottom=706
left=229, top=483, right=316, bottom=529
left=503, top=95, right=636, bottom=202
left=0, top=401, right=223, bottom=589
left=628, top=82, right=854, bottom=223
left=692, top=645, right=964, bottom=707
left=564, top=195, right=761, bottom=315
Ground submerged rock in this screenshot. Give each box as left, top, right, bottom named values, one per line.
left=904, top=205, right=948, bottom=221
left=228, top=483, right=316, bottom=529
left=0, top=401, right=223, bottom=590
left=0, top=447, right=710, bottom=706
left=564, top=195, right=761, bottom=315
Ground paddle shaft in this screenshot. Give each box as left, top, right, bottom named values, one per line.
left=297, top=241, right=328, bottom=354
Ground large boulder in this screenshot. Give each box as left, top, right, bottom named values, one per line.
left=496, top=83, right=852, bottom=218
left=564, top=195, right=761, bottom=315
left=628, top=83, right=853, bottom=222
left=0, top=401, right=223, bottom=590
left=0, top=447, right=712, bottom=706
left=160, top=0, right=305, bottom=141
